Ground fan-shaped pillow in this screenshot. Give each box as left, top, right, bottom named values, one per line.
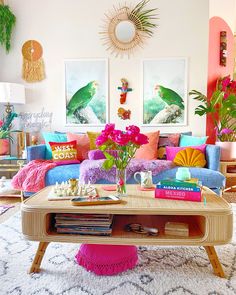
left=173, top=147, right=206, bottom=167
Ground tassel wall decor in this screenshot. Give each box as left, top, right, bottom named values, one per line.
left=22, top=40, right=45, bottom=82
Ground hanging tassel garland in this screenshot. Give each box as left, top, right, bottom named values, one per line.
left=22, top=40, right=45, bottom=82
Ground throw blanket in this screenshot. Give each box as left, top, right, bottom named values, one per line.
left=11, top=160, right=56, bottom=192
left=79, top=159, right=175, bottom=184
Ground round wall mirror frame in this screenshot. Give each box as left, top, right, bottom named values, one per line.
left=100, top=1, right=158, bottom=57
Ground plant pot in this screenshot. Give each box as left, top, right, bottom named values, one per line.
left=0, top=139, right=9, bottom=155
left=215, top=141, right=236, bottom=161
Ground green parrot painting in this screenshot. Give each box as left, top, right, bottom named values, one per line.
left=66, top=81, right=98, bottom=117
left=154, top=85, right=184, bottom=110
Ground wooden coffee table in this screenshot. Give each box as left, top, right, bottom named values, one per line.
left=21, top=185, right=233, bottom=277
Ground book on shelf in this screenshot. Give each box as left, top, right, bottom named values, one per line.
left=54, top=213, right=113, bottom=236
left=155, top=188, right=201, bottom=202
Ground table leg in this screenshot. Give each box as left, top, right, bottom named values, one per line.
left=29, top=241, right=50, bottom=273
left=204, top=246, right=226, bottom=278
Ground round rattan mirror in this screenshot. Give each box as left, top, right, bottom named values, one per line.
left=100, top=0, right=158, bottom=57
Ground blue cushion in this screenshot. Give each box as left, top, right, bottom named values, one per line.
left=45, top=164, right=80, bottom=186
left=179, top=134, right=208, bottom=147
left=42, top=132, right=67, bottom=159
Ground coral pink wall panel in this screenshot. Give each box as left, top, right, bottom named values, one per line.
left=207, top=16, right=234, bottom=143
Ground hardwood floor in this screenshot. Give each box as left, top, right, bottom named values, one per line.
left=0, top=196, right=22, bottom=205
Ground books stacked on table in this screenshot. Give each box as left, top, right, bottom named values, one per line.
left=54, top=213, right=113, bottom=236
left=155, top=178, right=202, bottom=202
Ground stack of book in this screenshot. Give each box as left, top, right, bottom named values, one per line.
left=155, top=178, right=202, bottom=202
left=54, top=213, right=113, bottom=236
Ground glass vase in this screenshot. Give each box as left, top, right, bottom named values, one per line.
left=116, top=168, right=127, bottom=197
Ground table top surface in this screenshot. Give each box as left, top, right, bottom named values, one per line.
left=22, top=185, right=232, bottom=215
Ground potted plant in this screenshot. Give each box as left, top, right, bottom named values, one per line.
left=189, top=75, right=236, bottom=161
left=0, top=2, right=16, bottom=52
left=0, top=112, right=17, bottom=155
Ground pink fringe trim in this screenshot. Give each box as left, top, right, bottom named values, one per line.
left=75, top=252, right=138, bottom=276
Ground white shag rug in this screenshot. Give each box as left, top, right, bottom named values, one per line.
left=0, top=207, right=236, bottom=295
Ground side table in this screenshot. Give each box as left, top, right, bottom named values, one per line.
left=0, top=156, right=26, bottom=201
left=220, top=161, right=236, bottom=202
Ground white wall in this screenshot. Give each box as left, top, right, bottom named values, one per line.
left=0, top=0, right=209, bottom=135
left=209, top=0, right=236, bottom=33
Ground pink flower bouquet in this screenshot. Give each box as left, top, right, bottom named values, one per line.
left=96, top=124, right=149, bottom=195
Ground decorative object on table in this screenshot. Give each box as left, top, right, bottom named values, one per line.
left=18, top=108, right=53, bottom=132
left=134, top=170, right=153, bottom=188
left=96, top=123, right=148, bottom=196
left=125, top=223, right=158, bottom=236
left=76, top=244, right=138, bottom=275
left=117, top=107, right=131, bottom=120
left=0, top=204, right=14, bottom=215
left=220, top=31, right=227, bottom=67
left=100, top=0, right=158, bottom=58
left=117, top=78, right=132, bottom=104
left=175, top=167, right=191, bottom=181
left=173, top=148, right=206, bottom=168
left=155, top=178, right=202, bottom=202
left=143, top=58, right=187, bottom=126
left=65, top=59, right=108, bottom=126
left=190, top=75, right=236, bottom=160
left=0, top=0, right=16, bottom=53
left=22, top=40, right=45, bottom=82
left=71, top=195, right=121, bottom=206
left=164, top=222, right=189, bottom=237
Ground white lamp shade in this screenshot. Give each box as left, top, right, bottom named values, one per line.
left=0, top=83, right=25, bottom=104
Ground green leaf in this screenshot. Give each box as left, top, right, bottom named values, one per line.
left=194, top=105, right=212, bottom=116
left=102, top=159, right=114, bottom=170
left=99, top=144, right=107, bottom=152
left=103, top=151, right=114, bottom=161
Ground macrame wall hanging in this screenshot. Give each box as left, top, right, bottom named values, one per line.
left=22, top=40, right=45, bottom=82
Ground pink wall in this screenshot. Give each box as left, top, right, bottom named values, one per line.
left=207, top=16, right=234, bottom=143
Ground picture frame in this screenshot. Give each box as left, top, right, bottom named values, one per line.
left=142, top=58, right=188, bottom=126
left=64, top=59, right=109, bottom=126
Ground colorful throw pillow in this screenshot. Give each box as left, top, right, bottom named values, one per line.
left=43, top=132, right=67, bottom=159
left=67, top=132, right=90, bottom=161
left=87, top=131, right=101, bottom=150
left=179, top=134, right=208, bottom=147
left=173, top=147, right=206, bottom=167
left=135, top=131, right=160, bottom=160
left=166, top=144, right=206, bottom=161
left=157, top=133, right=180, bottom=159
left=88, top=149, right=118, bottom=160
left=49, top=140, right=78, bottom=162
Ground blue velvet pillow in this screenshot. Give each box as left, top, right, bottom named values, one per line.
left=179, top=134, right=208, bottom=147
left=42, top=132, right=67, bottom=159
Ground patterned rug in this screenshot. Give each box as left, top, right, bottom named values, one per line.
left=0, top=209, right=236, bottom=295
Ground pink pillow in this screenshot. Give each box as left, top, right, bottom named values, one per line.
left=88, top=150, right=118, bottom=160
left=166, top=144, right=207, bottom=161
left=135, top=131, right=160, bottom=160
left=67, top=132, right=90, bottom=161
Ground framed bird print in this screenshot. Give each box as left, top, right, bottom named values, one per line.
left=64, top=59, right=108, bottom=126
left=142, top=58, right=188, bottom=126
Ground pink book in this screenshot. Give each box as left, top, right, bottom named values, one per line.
left=155, top=188, right=201, bottom=202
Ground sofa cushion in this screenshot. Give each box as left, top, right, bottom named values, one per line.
left=45, top=164, right=80, bottom=186
left=135, top=131, right=160, bottom=160
left=87, top=131, right=101, bottom=150
left=157, top=133, right=180, bottom=160
left=49, top=140, right=78, bottom=162
left=166, top=144, right=206, bottom=161
left=179, top=134, right=208, bottom=147
left=43, top=132, right=67, bottom=159
left=67, top=132, right=90, bottom=161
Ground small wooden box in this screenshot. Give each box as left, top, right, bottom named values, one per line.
left=164, top=222, right=189, bottom=237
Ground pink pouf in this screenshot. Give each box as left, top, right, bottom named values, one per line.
left=75, top=244, right=138, bottom=275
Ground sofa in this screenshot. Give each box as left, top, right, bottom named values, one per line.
left=26, top=143, right=225, bottom=196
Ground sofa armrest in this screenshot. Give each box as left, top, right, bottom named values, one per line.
left=205, top=144, right=220, bottom=171
left=27, top=144, right=46, bottom=162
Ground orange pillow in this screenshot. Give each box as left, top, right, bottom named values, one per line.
left=135, top=131, right=160, bottom=160
left=67, top=133, right=90, bottom=161
left=49, top=140, right=77, bottom=162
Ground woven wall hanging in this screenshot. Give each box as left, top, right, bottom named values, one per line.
left=22, top=40, right=45, bottom=82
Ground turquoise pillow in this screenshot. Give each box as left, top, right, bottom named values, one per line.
left=179, top=134, right=207, bottom=147
left=43, top=132, right=67, bottom=159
